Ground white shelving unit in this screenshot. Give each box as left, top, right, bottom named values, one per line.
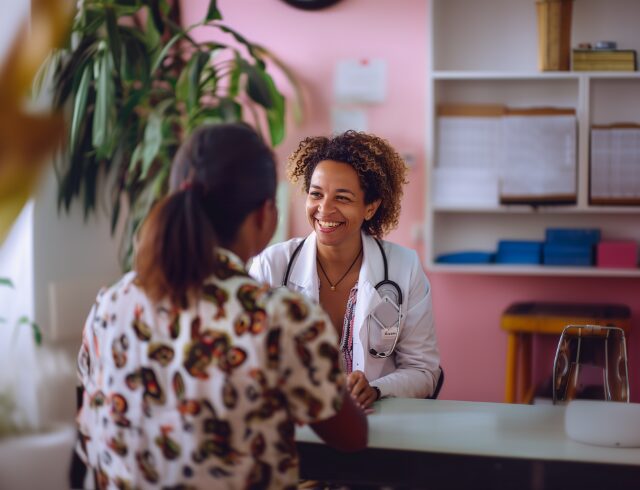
left=425, top=0, right=640, bottom=276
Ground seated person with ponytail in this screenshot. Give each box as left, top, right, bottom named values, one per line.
left=76, top=123, right=367, bottom=489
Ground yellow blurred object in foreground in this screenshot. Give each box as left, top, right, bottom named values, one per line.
left=0, top=0, right=73, bottom=242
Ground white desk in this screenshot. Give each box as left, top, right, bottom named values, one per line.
left=296, top=399, right=640, bottom=488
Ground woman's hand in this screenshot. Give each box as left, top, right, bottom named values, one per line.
left=347, top=370, right=379, bottom=409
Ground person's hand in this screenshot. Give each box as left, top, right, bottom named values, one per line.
left=347, top=370, right=379, bottom=409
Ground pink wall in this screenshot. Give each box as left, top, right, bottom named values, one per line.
left=183, top=0, right=640, bottom=403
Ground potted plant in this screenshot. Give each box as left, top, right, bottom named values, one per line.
left=0, top=277, right=77, bottom=490
left=45, top=0, right=301, bottom=269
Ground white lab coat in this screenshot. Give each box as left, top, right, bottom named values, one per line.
left=249, top=232, right=440, bottom=399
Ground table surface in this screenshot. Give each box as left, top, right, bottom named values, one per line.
left=296, top=398, right=640, bottom=467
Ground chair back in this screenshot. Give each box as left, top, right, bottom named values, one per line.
left=427, top=366, right=444, bottom=400
left=552, top=325, right=629, bottom=404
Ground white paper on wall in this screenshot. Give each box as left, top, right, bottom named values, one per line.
left=334, top=59, right=387, bottom=104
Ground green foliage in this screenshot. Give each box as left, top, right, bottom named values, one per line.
left=46, top=0, right=298, bottom=269
left=0, top=278, right=42, bottom=345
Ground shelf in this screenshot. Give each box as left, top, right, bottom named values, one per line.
left=433, top=71, right=640, bottom=81
left=428, top=264, right=640, bottom=278
left=432, top=205, right=640, bottom=215
left=433, top=71, right=580, bottom=81
left=426, top=0, right=640, bottom=278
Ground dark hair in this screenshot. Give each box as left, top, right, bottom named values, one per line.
left=287, top=130, right=408, bottom=237
left=135, top=123, right=276, bottom=305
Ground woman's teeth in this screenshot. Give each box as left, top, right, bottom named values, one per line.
left=318, top=220, right=340, bottom=228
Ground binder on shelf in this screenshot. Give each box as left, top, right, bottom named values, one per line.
left=572, top=49, right=636, bottom=71
left=500, top=107, right=577, bottom=205
left=590, top=124, right=640, bottom=205
left=573, top=50, right=636, bottom=62
left=437, top=104, right=577, bottom=207
left=436, top=104, right=504, bottom=207
left=573, top=61, right=636, bottom=71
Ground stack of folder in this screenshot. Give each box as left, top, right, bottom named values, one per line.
left=496, top=240, right=543, bottom=265
left=572, top=49, right=636, bottom=71
left=543, top=228, right=600, bottom=266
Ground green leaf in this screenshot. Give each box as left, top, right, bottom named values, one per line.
left=83, top=156, right=99, bottom=219
left=150, top=0, right=166, bottom=34
left=218, top=98, right=242, bottom=122
left=70, top=64, right=92, bottom=150
left=105, top=7, right=122, bottom=76
left=92, top=50, right=110, bottom=151
left=144, top=7, right=161, bottom=52
left=205, top=0, right=223, bottom=21
left=176, top=52, right=209, bottom=115
left=141, top=115, right=162, bottom=179
left=227, top=53, right=242, bottom=98
left=255, top=44, right=305, bottom=125
left=0, top=278, right=13, bottom=288
left=242, top=61, right=273, bottom=109
left=140, top=99, right=172, bottom=180
left=17, top=317, right=43, bottom=346
left=119, top=27, right=151, bottom=84
left=53, top=37, right=98, bottom=109
left=128, top=142, right=144, bottom=177
left=150, top=24, right=202, bottom=74
left=217, top=24, right=261, bottom=63
left=263, top=71, right=286, bottom=146
left=189, top=107, right=223, bottom=130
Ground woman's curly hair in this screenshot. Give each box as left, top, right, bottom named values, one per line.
left=287, top=130, right=408, bottom=237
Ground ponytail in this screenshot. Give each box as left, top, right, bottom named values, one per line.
left=135, top=186, right=217, bottom=307
left=135, top=122, right=276, bottom=307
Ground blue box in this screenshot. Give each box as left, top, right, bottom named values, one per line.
left=496, top=252, right=542, bottom=264
left=496, top=241, right=542, bottom=264
left=545, top=228, right=601, bottom=245
left=543, top=243, right=594, bottom=266
left=436, top=251, right=495, bottom=264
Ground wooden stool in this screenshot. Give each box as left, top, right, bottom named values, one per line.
left=500, top=302, right=631, bottom=404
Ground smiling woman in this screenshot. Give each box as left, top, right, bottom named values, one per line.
left=250, top=130, right=441, bottom=409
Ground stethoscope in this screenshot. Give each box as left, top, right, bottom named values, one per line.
left=282, top=237, right=403, bottom=358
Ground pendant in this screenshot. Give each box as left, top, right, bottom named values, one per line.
left=331, top=286, right=336, bottom=291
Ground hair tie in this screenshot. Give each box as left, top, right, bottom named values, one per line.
left=180, top=180, right=195, bottom=192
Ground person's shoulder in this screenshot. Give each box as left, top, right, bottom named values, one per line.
left=93, top=271, right=146, bottom=308
left=250, top=236, right=309, bottom=282
left=263, top=285, right=324, bottom=328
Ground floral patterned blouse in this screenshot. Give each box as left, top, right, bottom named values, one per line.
left=77, top=249, right=344, bottom=490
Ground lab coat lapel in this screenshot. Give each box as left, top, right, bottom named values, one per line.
left=287, top=233, right=320, bottom=302
left=355, top=233, right=384, bottom=347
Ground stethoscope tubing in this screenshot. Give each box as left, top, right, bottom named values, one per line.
left=281, top=236, right=403, bottom=358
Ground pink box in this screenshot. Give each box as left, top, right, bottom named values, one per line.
left=596, top=241, right=638, bottom=268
